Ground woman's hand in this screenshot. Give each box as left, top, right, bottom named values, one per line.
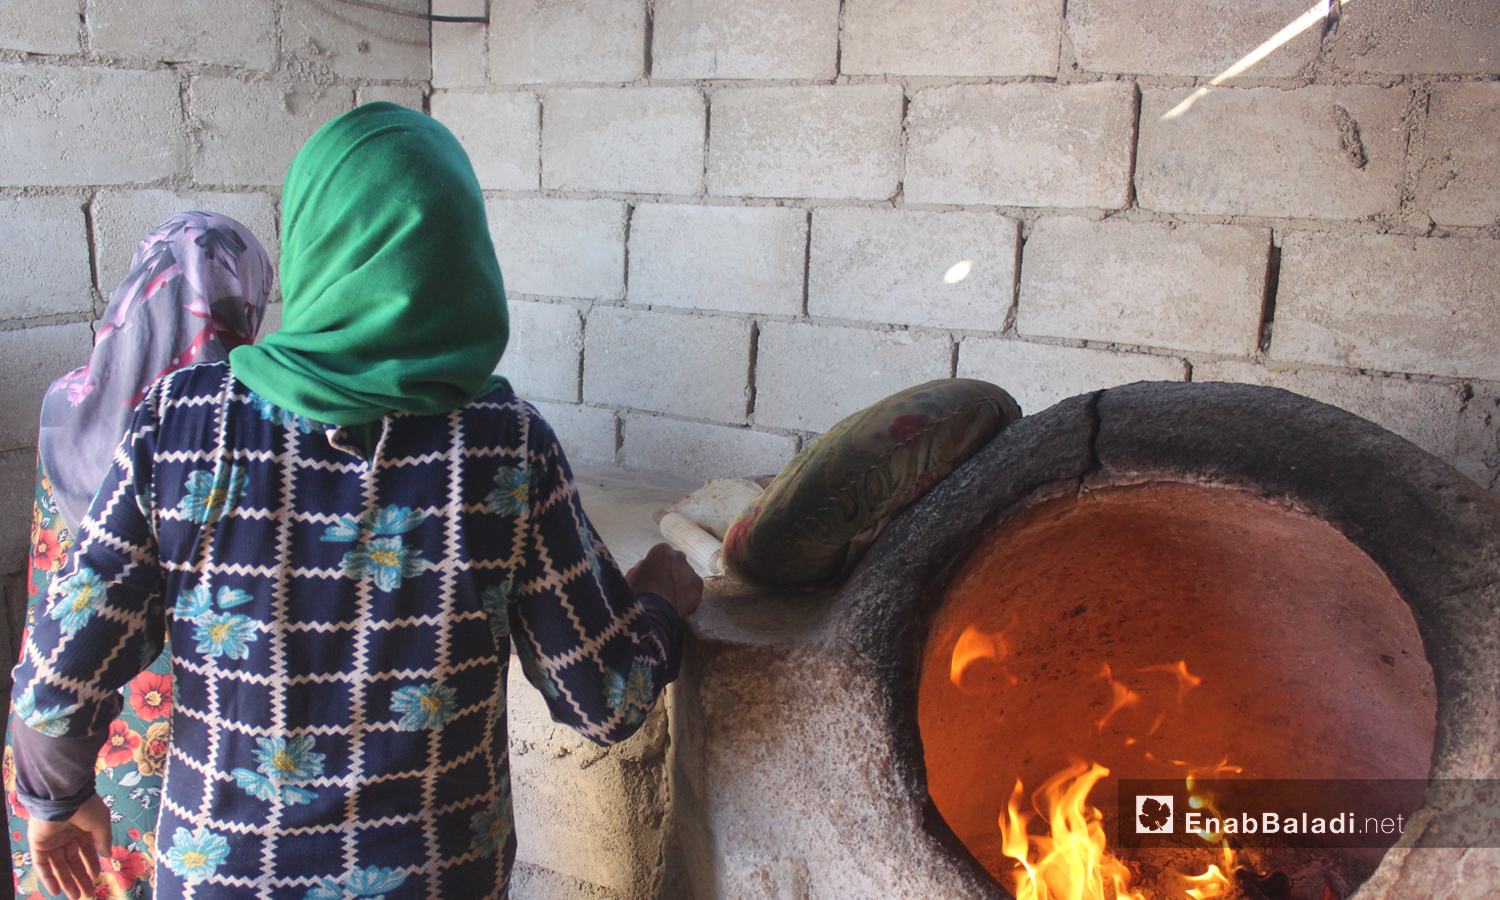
left=627, top=542, right=703, bottom=619
left=27, top=793, right=111, bottom=900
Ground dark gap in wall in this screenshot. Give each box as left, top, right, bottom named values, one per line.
left=700, top=88, right=711, bottom=189
left=1322, top=0, right=1342, bottom=39
left=535, top=97, right=545, bottom=190
left=1124, top=82, right=1142, bottom=208
left=894, top=89, right=910, bottom=202
left=611, top=409, right=623, bottom=465
left=1005, top=225, right=1027, bottom=335
left=82, top=194, right=101, bottom=316
left=575, top=304, right=588, bottom=405
left=1258, top=242, right=1283, bottom=353
left=746, top=320, right=760, bottom=419
left=622, top=203, right=635, bottom=302
left=800, top=210, right=813, bottom=317
left=643, top=0, right=654, bottom=79
left=834, top=0, right=847, bottom=78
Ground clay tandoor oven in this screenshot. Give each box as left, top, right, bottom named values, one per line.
left=666, top=382, right=1500, bottom=900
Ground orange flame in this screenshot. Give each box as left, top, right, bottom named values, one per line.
left=1095, top=664, right=1141, bottom=734
left=950, top=623, right=1018, bottom=694
left=999, top=761, right=1145, bottom=900
left=1139, top=660, right=1204, bottom=707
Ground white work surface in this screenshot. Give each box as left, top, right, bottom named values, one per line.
left=571, top=464, right=703, bottom=572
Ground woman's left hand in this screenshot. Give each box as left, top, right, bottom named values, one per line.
left=26, top=793, right=111, bottom=900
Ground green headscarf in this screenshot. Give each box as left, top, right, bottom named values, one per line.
left=230, top=102, right=509, bottom=426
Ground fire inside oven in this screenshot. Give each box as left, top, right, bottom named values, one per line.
left=918, top=482, right=1436, bottom=900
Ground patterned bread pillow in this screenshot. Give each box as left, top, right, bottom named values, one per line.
left=722, top=379, right=1021, bottom=587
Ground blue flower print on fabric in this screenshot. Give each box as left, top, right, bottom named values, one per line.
left=178, top=465, right=248, bottom=524
left=603, top=660, right=655, bottom=726
left=164, top=826, right=231, bottom=883
left=231, top=734, right=324, bottom=805
left=323, top=506, right=434, bottom=591
left=48, top=566, right=107, bottom=636
left=578, top=524, right=606, bottom=586
left=192, top=611, right=259, bottom=660
left=514, top=639, right=559, bottom=700
left=390, top=682, right=457, bottom=731
left=250, top=392, right=320, bottom=433
left=254, top=734, right=326, bottom=781
left=469, top=789, right=512, bottom=857
left=304, top=865, right=410, bottom=900
left=13, top=687, right=74, bottom=737
left=480, top=581, right=512, bottom=644
left=485, top=467, right=529, bottom=516
left=341, top=535, right=433, bottom=592
left=321, top=505, right=428, bottom=543
left=177, top=584, right=253, bottom=621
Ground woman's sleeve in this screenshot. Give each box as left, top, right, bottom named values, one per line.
left=505, top=415, right=683, bottom=746
left=7, top=391, right=167, bottom=820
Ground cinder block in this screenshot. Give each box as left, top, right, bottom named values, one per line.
left=754, top=322, right=951, bottom=432
left=356, top=85, right=425, bottom=110
left=627, top=204, right=805, bottom=316
left=1068, top=0, right=1320, bottom=76
left=529, top=401, right=617, bottom=467
left=431, top=91, right=540, bottom=191
left=0, top=322, right=95, bottom=452
left=91, top=191, right=279, bottom=301
left=431, top=0, right=487, bottom=88
left=1414, top=83, right=1500, bottom=228
left=0, top=196, right=92, bottom=320
left=1334, top=0, right=1500, bottom=75
left=652, top=0, right=839, bottom=80
left=621, top=415, right=796, bottom=481
left=707, top=86, right=903, bottom=201
left=1270, top=233, right=1500, bottom=381
left=542, top=88, right=704, bottom=195
left=1137, top=86, right=1407, bottom=219
left=284, top=0, right=428, bottom=81
left=485, top=199, right=626, bottom=299
left=1193, top=360, right=1463, bottom=461
left=488, top=0, right=645, bottom=85
left=583, top=307, right=751, bottom=424
left=496, top=300, right=583, bottom=403
left=841, top=0, right=1061, bottom=77
left=905, top=82, right=1136, bottom=209
left=0, top=449, right=36, bottom=577
left=88, top=0, right=274, bottom=69
left=191, top=78, right=352, bottom=187
left=1017, top=218, right=1268, bottom=356
left=957, top=339, right=1187, bottom=416
left=808, top=208, right=1019, bottom=330
left=0, top=65, right=185, bottom=187
left=0, top=0, right=78, bottom=55
left=1456, top=382, right=1500, bottom=492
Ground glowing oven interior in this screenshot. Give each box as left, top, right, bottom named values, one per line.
left=918, top=482, right=1438, bottom=899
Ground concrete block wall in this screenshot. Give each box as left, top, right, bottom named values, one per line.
left=430, top=0, right=1500, bottom=506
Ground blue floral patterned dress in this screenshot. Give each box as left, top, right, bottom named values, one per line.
left=10, top=361, right=680, bottom=899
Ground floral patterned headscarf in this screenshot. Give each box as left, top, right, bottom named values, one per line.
left=38, top=211, right=273, bottom=535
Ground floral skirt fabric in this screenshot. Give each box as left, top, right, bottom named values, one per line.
left=6, top=458, right=165, bottom=900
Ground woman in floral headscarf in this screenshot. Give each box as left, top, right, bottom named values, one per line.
left=6, top=212, right=273, bottom=900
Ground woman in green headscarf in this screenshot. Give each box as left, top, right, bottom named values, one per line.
left=12, top=103, right=700, bottom=900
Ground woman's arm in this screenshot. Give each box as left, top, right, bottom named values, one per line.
left=9, top=387, right=167, bottom=884
left=503, top=413, right=700, bottom=745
